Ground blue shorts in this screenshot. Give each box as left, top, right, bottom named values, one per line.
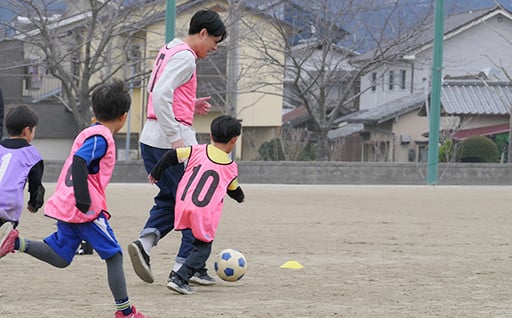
left=44, top=214, right=122, bottom=264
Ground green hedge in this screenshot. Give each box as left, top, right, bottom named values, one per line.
left=456, top=136, right=500, bottom=163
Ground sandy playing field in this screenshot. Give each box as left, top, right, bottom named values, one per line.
left=1, top=183, right=512, bottom=318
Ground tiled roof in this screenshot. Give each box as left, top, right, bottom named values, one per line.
left=327, top=123, right=364, bottom=139
left=282, top=105, right=310, bottom=126
left=339, top=92, right=426, bottom=124
left=441, top=81, right=512, bottom=115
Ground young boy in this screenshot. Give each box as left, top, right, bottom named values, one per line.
left=148, top=115, right=245, bottom=295
left=0, top=80, right=147, bottom=318
left=0, top=105, right=45, bottom=228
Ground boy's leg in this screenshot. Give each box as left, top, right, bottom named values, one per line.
left=107, top=252, right=135, bottom=316
left=168, top=239, right=212, bottom=295
left=173, top=229, right=194, bottom=269
left=79, top=215, right=145, bottom=317
left=173, top=230, right=215, bottom=285
left=0, top=222, right=71, bottom=267
left=23, top=240, right=70, bottom=268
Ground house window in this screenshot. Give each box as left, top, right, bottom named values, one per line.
left=128, top=44, right=142, bottom=87
left=418, top=144, right=428, bottom=162
left=400, top=69, right=406, bottom=90
left=371, top=72, right=377, bottom=92
left=389, top=70, right=394, bottom=90
left=25, top=64, right=43, bottom=90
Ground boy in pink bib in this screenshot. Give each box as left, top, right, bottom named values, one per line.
left=148, top=115, right=245, bottom=295
left=0, top=80, right=147, bottom=318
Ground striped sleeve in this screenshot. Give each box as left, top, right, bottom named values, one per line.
left=74, top=135, right=108, bottom=164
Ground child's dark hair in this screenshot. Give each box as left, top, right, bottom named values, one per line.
left=211, top=115, right=241, bottom=143
left=5, top=105, right=38, bottom=136
left=91, top=79, right=131, bottom=121
left=189, top=9, right=227, bottom=43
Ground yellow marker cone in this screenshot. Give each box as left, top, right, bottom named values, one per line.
left=280, top=260, right=304, bottom=269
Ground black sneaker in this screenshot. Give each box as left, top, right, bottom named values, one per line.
left=190, top=271, right=216, bottom=285
left=128, top=240, right=154, bottom=283
left=167, top=275, right=194, bottom=295
left=76, top=241, right=94, bottom=255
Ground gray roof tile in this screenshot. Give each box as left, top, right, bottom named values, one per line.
left=441, top=81, right=512, bottom=115
left=340, top=92, right=426, bottom=124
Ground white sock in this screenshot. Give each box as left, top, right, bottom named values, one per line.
left=172, top=262, right=183, bottom=272
left=139, top=235, right=155, bottom=255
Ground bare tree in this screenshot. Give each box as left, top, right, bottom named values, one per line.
left=236, top=0, right=437, bottom=160
left=0, top=0, right=162, bottom=130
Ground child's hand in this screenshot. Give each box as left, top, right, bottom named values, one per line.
left=148, top=174, right=158, bottom=184
left=27, top=203, right=38, bottom=213
left=27, top=185, right=45, bottom=213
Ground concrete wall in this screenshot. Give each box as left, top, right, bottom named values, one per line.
left=43, top=160, right=512, bottom=185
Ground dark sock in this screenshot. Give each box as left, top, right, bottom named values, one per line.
left=14, top=237, right=28, bottom=252
left=115, top=297, right=132, bottom=315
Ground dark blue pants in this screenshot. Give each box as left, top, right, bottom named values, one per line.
left=176, top=238, right=212, bottom=282
left=139, top=143, right=193, bottom=260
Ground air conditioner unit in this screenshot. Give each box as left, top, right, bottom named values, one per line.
left=400, top=135, right=411, bottom=145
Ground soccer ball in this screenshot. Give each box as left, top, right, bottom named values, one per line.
left=214, top=249, right=248, bottom=282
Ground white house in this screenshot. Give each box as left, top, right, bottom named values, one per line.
left=342, top=6, right=512, bottom=162
left=359, top=6, right=512, bottom=110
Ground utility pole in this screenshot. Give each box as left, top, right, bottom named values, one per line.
left=226, top=0, right=240, bottom=118
left=427, top=0, right=444, bottom=185
left=226, top=0, right=240, bottom=159
left=165, top=0, right=176, bottom=42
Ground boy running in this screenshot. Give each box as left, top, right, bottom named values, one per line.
left=148, top=115, right=245, bottom=294
left=0, top=80, right=147, bottom=318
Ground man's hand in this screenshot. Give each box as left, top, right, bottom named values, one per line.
left=195, top=96, right=212, bottom=115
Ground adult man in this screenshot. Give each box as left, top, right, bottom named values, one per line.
left=128, top=9, right=227, bottom=288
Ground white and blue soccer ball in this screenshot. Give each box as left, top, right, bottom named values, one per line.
left=214, top=248, right=248, bottom=282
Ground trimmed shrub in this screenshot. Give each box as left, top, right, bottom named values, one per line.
left=456, top=135, right=500, bottom=163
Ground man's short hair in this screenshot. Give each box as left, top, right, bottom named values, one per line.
left=189, top=9, right=227, bottom=43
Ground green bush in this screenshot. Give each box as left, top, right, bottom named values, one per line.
left=257, top=137, right=317, bottom=161
left=492, top=133, right=508, bottom=163
left=456, top=136, right=500, bottom=163
left=257, top=138, right=285, bottom=161
left=439, top=139, right=455, bottom=162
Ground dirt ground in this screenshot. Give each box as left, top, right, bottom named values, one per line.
left=1, top=183, right=512, bottom=318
